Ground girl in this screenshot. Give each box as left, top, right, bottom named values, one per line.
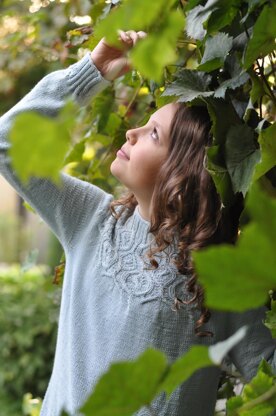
left=0, top=30, right=275, bottom=416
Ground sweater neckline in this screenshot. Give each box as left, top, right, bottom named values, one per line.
left=125, top=206, right=151, bottom=244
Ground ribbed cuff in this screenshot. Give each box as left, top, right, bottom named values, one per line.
left=67, top=53, right=111, bottom=105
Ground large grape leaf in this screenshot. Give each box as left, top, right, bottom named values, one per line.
left=9, top=107, right=74, bottom=184
left=214, top=72, right=249, bottom=99
left=80, top=329, right=246, bottom=416
left=193, top=183, right=276, bottom=311
left=162, top=70, right=213, bottom=103
left=206, top=0, right=241, bottom=33
left=205, top=98, right=241, bottom=146
left=130, top=10, right=184, bottom=82
left=206, top=145, right=234, bottom=206
left=198, top=33, right=233, bottom=72
left=94, top=0, right=170, bottom=44
left=80, top=349, right=168, bottom=416
left=243, top=4, right=276, bottom=69
left=185, top=0, right=217, bottom=40
left=225, top=124, right=261, bottom=196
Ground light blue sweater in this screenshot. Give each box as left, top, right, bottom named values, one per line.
left=0, top=53, right=276, bottom=416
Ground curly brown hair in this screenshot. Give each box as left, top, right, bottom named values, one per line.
left=110, top=103, right=243, bottom=337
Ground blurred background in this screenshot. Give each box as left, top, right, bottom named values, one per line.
left=0, top=1, right=98, bottom=414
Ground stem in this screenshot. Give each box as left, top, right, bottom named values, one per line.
left=90, top=78, right=144, bottom=175
left=256, top=60, right=276, bottom=106
left=122, top=78, right=144, bottom=120
left=259, top=95, right=263, bottom=119
left=238, top=384, right=276, bottom=412
left=268, top=53, right=276, bottom=77
left=177, top=40, right=197, bottom=46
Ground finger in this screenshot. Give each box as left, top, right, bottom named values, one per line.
left=125, top=30, right=139, bottom=45
left=137, top=31, right=147, bottom=39
left=118, top=29, right=133, bottom=44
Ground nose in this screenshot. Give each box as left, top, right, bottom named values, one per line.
left=126, top=127, right=138, bottom=145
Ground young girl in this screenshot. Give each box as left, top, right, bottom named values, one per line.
left=0, top=30, right=275, bottom=416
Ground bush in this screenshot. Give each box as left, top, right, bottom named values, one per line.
left=0, top=264, right=60, bottom=415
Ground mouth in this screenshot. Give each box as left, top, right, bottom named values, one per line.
left=117, top=148, right=130, bottom=160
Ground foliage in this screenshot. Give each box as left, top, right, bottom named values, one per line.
left=22, top=393, right=42, bottom=416
left=226, top=360, right=276, bottom=415
left=193, top=182, right=276, bottom=311
left=0, top=265, right=59, bottom=415
left=1, top=0, right=276, bottom=415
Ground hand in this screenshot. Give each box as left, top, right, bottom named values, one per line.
left=91, top=30, right=147, bottom=81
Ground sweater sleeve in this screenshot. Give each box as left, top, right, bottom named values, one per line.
left=226, top=306, right=276, bottom=381
left=0, top=53, right=112, bottom=249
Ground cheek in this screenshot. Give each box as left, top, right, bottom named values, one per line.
left=132, top=150, right=164, bottom=176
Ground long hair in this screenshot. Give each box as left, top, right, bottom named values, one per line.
left=110, top=103, right=243, bottom=337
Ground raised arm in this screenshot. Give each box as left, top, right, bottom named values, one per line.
left=0, top=30, right=145, bottom=250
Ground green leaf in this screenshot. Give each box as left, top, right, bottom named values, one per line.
left=9, top=111, right=71, bottom=184
left=193, top=184, right=276, bottom=311
left=253, top=123, right=276, bottom=181
left=214, top=72, right=250, bottom=99
left=227, top=395, right=244, bottom=414
left=198, top=33, right=233, bottom=72
left=159, top=346, right=213, bottom=397
left=204, top=98, right=242, bottom=204
left=80, top=349, right=168, bottom=416
left=206, top=0, right=241, bottom=33
left=243, top=4, right=276, bottom=69
left=185, top=1, right=214, bottom=40
left=94, top=0, right=169, bottom=44
left=205, top=98, right=241, bottom=146
left=103, top=112, right=122, bottom=136
left=64, top=139, right=86, bottom=165
left=243, top=371, right=274, bottom=400
left=130, top=10, right=184, bottom=83
left=227, top=358, right=276, bottom=415
left=258, top=358, right=276, bottom=378
left=162, top=70, right=213, bottom=102
left=265, top=299, right=276, bottom=338
left=225, top=124, right=261, bottom=196
left=206, top=145, right=234, bottom=206
left=249, top=72, right=266, bottom=105
left=160, top=326, right=246, bottom=397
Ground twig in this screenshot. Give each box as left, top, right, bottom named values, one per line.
left=122, top=77, right=144, bottom=120
left=268, top=53, right=276, bottom=77
left=243, top=22, right=276, bottom=106
left=256, top=60, right=276, bottom=106
left=259, top=95, right=263, bottom=119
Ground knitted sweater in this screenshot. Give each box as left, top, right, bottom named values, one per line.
left=0, top=53, right=276, bottom=416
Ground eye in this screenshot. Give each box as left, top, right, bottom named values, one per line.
left=151, top=127, right=159, bottom=141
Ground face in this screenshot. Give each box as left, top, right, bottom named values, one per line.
left=110, top=103, right=178, bottom=201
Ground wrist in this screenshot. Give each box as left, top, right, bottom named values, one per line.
left=90, top=53, right=106, bottom=78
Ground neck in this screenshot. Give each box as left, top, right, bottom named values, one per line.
left=135, top=195, right=152, bottom=222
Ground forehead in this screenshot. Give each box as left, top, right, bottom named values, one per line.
left=150, top=103, right=179, bottom=132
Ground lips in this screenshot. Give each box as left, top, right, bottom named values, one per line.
left=117, top=147, right=130, bottom=160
